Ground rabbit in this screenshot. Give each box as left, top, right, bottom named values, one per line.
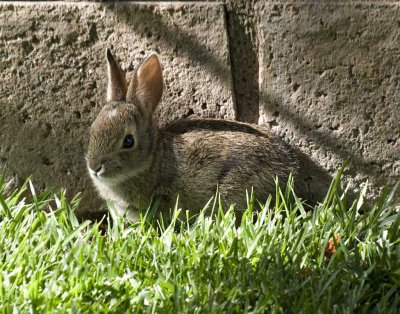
left=86, top=49, right=314, bottom=222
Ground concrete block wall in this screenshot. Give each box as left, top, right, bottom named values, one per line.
left=0, top=1, right=399, bottom=214
left=256, top=1, right=400, bottom=197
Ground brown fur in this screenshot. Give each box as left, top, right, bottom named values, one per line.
left=86, top=50, right=305, bottom=221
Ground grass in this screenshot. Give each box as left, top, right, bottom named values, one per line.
left=0, top=168, right=399, bottom=313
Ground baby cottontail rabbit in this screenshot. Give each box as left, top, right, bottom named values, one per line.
left=86, top=49, right=305, bottom=221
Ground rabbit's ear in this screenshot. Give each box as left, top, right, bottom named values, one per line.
left=127, top=54, right=163, bottom=117
left=106, top=48, right=127, bottom=102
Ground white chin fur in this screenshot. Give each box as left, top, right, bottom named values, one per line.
left=89, top=171, right=127, bottom=187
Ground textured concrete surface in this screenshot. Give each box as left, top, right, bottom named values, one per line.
left=0, top=2, right=234, bottom=213
left=224, top=0, right=259, bottom=124
left=257, top=2, right=400, bottom=198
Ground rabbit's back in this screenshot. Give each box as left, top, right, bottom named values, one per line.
left=156, top=119, right=299, bottom=213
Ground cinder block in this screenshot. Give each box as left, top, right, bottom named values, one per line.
left=0, top=2, right=234, bottom=213
left=257, top=2, right=400, bottom=196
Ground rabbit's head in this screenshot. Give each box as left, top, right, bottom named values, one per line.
left=86, top=49, right=163, bottom=186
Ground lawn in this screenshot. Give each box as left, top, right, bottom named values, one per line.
left=0, top=167, right=399, bottom=313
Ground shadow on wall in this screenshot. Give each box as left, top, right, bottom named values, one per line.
left=105, top=2, right=262, bottom=125
left=260, top=91, right=367, bottom=184
left=258, top=2, right=400, bottom=197
left=106, top=3, right=232, bottom=92
left=224, top=8, right=260, bottom=124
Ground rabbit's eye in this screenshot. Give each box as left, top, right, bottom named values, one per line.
left=123, top=135, right=134, bottom=149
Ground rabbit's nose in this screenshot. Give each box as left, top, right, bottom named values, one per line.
left=88, top=160, right=105, bottom=176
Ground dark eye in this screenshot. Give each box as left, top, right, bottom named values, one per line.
left=123, top=135, right=134, bottom=149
